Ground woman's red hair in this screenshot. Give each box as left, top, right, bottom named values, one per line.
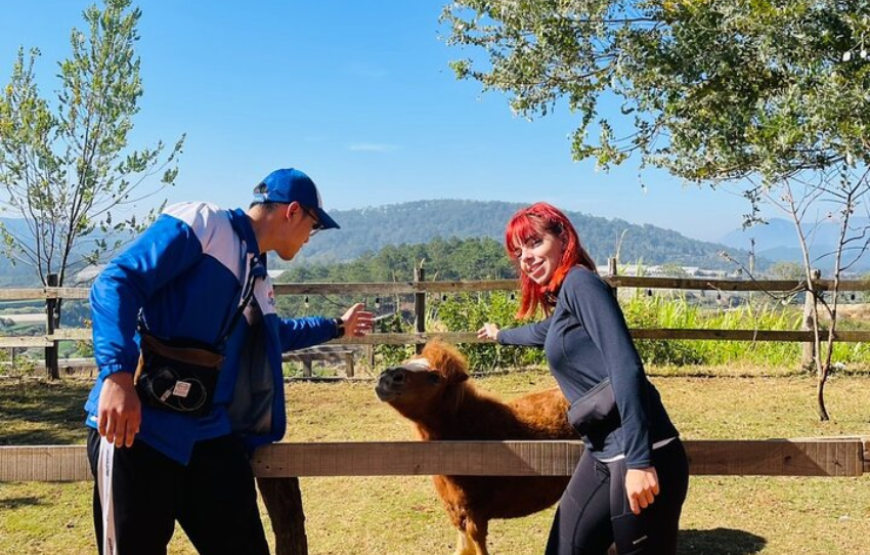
left=505, top=202, right=597, bottom=319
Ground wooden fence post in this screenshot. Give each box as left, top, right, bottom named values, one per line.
left=365, top=344, right=375, bottom=371
left=344, top=351, right=354, bottom=378
left=414, top=266, right=425, bottom=355
left=258, top=477, right=308, bottom=555
left=608, top=257, right=618, bottom=300
left=802, top=269, right=822, bottom=372
left=45, top=273, right=60, bottom=380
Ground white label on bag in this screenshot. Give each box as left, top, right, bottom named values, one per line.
left=173, top=381, right=192, bottom=398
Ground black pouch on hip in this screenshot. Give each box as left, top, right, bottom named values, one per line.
left=566, top=378, right=620, bottom=435
left=134, top=332, right=225, bottom=417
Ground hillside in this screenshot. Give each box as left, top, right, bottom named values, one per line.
left=288, top=199, right=747, bottom=269
left=720, top=217, right=870, bottom=271
left=0, top=200, right=754, bottom=287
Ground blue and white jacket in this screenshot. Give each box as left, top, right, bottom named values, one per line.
left=85, top=202, right=339, bottom=465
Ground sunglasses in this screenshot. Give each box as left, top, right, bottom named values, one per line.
left=300, top=206, right=323, bottom=236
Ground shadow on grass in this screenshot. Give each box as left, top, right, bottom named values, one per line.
left=0, top=496, right=45, bottom=510
left=0, top=379, right=91, bottom=445
left=679, top=528, right=766, bottom=555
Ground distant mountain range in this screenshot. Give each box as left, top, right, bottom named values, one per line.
left=720, top=217, right=870, bottom=271
left=3, top=200, right=823, bottom=287
left=0, top=217, right=102, bottom=288
left=287, top=199, right=750, bottom=269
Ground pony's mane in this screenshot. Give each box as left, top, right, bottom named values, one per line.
left=419, top=340, right=473, bottom=418
left=420, top=340, right=469, bottom=382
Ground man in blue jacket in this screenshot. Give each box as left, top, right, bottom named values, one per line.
left=85, top=168, right=373, bottom=555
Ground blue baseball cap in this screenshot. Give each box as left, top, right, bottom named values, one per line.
left=251, top=168, right=340, bottom=230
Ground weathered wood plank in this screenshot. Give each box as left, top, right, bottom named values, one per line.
left=48, top=328, right=92, bottom=341
left=0, top=337, right=52, bottom=348
left=3, top=439, right=863, bottom=482
left=0, top=287, right=90, bottom=300
left=273, top=280, right=520, bottom=295
left=629, top=329, right=870, bottom=342
left=44, top=287, right=90, bottom=300
left=252, top=441, right=587, bottom=478
left=0, top=445, right=91, bottom=481
left=5, top=277, right=870, bottom=303
left=607, top=276, right=870, bottom=292
left=420, top=280, right=518, bottom=293
left=0, top=289, right=50, bottom=300
left=684, top=439, right=863, bottom=477
left=273, top=282, right=418, bottom=295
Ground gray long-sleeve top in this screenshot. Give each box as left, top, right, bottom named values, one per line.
left=498, top=266, right=678, bottom=468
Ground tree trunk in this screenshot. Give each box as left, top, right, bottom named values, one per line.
left=45, top=273, right=60, bottom=380
left=817, top=369, right=830, bottom=422
left=257, top=477, right=309, bottom=555
left=801, top=270, right=821, bottom=372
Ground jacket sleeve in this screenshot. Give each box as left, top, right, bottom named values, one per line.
left=278, top=316, right=340, bottom=352
left=561, top=270, right=652, bottom=469
left=90, top=215, right=205, bottom=378
left=497, top=317, right=552, bottom=347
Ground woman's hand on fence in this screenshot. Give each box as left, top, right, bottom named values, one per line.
left=477, top=323, right=500, bottom=341
left=341, top=303, right=375, bottom=337
left=97, top=372, right=141, bottom=448
left=625, top=467, right=660, bottom=515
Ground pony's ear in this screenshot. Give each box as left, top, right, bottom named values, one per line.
left=421, top=340, right=469, bottom=382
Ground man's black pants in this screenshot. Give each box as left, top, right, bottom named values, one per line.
left=544, top=439, right=690, bottom=555
left=87, top=429, right=270, bottom=555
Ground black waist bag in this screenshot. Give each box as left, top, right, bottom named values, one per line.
left=134, top=332, right=225, bottom=417
left=567, top=378, right=620, bottom=435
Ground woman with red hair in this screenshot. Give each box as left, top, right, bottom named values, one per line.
left=478, top=202, right=688, bottom=555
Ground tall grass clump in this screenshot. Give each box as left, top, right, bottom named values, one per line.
left=622, top=290, right=812, bottom=367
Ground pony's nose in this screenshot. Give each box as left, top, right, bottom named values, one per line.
left=382, top=367, right=405, bottom=384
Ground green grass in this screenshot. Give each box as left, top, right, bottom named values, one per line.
left=2, top=370, right=869, bottom=554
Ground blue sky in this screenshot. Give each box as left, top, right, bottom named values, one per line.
left=0, top=0, right=757, bottom=243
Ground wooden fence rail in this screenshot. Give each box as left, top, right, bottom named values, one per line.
left=4, top=438, right=866, bottom=555
left=3, top=269, right=870, bottom=377
left=2, top=438, right=867, bottom=482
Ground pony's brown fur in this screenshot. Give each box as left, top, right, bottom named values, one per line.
left=375, top=340, right=579, bottom=555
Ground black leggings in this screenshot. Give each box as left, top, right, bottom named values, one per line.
left=544, top=439, right=689, bottom=555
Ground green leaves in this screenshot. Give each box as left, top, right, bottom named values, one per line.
left=445, top=0, right=870, bottom=185
left=0, top=0, right=184, bottom=288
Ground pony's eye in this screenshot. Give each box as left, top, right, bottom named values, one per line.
left=427, top=373, right=441, bottom=385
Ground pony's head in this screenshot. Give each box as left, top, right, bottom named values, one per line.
left=375, top=340, right=470, bottom=418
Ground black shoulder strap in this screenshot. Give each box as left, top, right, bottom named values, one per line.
left=216, top=256, right=264, bottom=348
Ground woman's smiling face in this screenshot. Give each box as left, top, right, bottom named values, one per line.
left=513, top=230, right=563, bottom=286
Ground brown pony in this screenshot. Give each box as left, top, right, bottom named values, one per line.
left=375, top=340, right=579, bottom=555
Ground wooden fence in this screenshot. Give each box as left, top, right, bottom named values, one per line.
left=2, top=438, right=867, bottom=555
left=3, top=270, right=870, bottom=554
left=3, top=267, right=870, bottom=378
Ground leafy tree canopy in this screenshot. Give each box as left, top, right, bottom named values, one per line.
left=444, top=0, right=869, bottom=185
